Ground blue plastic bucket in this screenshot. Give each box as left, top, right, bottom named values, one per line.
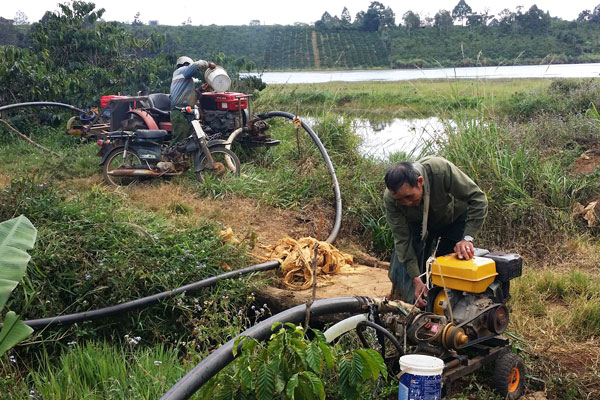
left=398, top=354, right=444, bottom=400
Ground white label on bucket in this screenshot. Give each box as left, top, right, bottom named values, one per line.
left=399, top=374, right=442, bottom=400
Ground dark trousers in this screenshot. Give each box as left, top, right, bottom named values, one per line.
left=389, top=212, right=467, bottom=303
left=170, top=109, right=192, bottom=143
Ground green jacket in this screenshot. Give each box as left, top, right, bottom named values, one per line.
left=384, top=156, right=488, bottom=278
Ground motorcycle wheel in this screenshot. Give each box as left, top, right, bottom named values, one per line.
left=194, top=145, right=240, bottom=183
left=103, top=148, right=143, bottom=187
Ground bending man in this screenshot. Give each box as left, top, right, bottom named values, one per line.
left=384, top=156, right=488, bottom=307
left=170, top=56, right=216, bottom=143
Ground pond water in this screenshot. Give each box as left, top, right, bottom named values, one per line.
left=243, top=63, right=600, bottom=84
left=305, top=116, right=447, bottom=161
left=352, top=117, right=446, bottom=160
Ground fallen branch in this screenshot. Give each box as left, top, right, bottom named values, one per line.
left=0, top=119, right=62, bottom=158
left=353, top=250, right=390, bottom=270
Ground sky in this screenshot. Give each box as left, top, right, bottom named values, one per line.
left=2, top=1, right=600, bottom=26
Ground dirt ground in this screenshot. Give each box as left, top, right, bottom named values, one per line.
left=572, top=148, right=600, bottom=175
left=123, top=183, right=392, bottom=302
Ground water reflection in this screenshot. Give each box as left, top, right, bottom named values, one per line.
left=243, top=63, right=600, bottom=84
left=303, top=115, right=449, bottom=161
left=352, top=117, right=446, bottom=160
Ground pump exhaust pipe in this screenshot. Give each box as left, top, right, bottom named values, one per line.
left=108, top=169, right=183, bottom=177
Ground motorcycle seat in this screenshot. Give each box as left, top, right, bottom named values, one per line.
left=148, top=93, right=171, bottom=112
left=135, top=129, right=169, bottom=140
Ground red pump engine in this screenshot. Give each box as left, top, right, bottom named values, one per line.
left=199, top=92, right=249, bottom=134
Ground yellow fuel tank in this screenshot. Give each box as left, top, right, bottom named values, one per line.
left=431, top=255, right=497, bottom=293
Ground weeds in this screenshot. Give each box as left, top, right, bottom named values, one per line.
left=1, top=342, right=189, bottom=399
left=2, top=78, right=600, bottom=398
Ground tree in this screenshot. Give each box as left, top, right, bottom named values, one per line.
left=13, top=10, right=28, bottom=25
left=132, top=11, right=143, bottom=25
left=434, top=10, right=453, bottom=35
left=466, top=13, right=485, bottom=27
left=497, top=8, right=515, bottom=32
left=354, top=11, right=365, bottom=27
left=0, top=17, right=18, bottom=45
left=359, top=1, right=392, bottom=31
left=452, top=0, right=472, bottom=26
left=315, top=11, right=341, bottom=30
left=403, top=11, right=420, bottom=35
left=380, top=6, right=396, bottom=28
left=341, top=7, right=351, bottom=25
left=515, top=5, right=550, bottom=33
left=578, top=10, right=591, bottom=22
left=591, top=5, right=600, bottom=23
left=363, top=9, right=381, bottom=31
left=249, top=19, right=260, bottom=26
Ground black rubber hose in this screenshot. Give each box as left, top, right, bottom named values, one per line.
left=160, top=296, right=368, bottom=400
left=22, top=261, right=279, bottom=330
left=0, top=101, right=84, bottom=114
left=356, top=320, right=404, bottom=356
left=257, top=111, right=342, bottom=244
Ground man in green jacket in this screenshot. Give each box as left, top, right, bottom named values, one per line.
left=384, top=156, right=488, bottom=307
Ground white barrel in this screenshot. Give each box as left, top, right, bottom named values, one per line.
left=398, top=354, right=444, bottom=400
left=205, top=67, right=231, bottom=92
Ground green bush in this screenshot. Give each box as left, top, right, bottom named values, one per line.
left=0, top=177, right=251, bottom=345
left=199, top=323, right=387, bottom=400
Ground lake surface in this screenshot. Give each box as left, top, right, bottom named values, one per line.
left=243, top=63, right=600, bottom=84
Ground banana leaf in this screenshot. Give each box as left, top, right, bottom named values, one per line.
left=0, top=215, right=37, bottom=356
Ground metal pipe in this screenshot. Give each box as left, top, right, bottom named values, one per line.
left=107, top=169, right=184, bottom=177
left=0, top=101, right=84, bottom=114
left=257, top=111, right=342, bottom=244
left=160, top=296, right=368, bottom=400
left=22, top=261, right=280, bottom=330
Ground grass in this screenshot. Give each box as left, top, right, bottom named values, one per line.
left=253, top=78, right=555, bottom=118
left=1, top=78, right=600, bottom=398
left=1, top=342, right=189, bottom=399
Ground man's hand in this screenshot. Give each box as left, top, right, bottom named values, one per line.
left=454, top=239, right=475, bottom=260
left=208, top=62, right=217, bottom=69
left=413, top=277, right=428, bottom=308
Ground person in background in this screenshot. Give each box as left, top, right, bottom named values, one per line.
left=169, top=56, right=216, bottom=143
left=383, top=156, right=488, bottom=308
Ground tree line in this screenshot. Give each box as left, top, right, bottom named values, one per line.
left=0, top=2, right=263, bottom=109
left=315, top=1, right=600, bottom=33
left=4, top=0, right=600, bottom=91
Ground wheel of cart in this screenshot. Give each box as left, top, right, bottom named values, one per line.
left=492, top=351, right=526, bottom=399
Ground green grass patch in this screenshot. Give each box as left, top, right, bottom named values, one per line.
left=1, top=341, right=189, bottom=399
left=512, top=269, right=600, bottom=339
left=254, top=79, right=554, bottom=118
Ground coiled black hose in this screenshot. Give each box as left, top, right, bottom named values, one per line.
left=258, top=111, right=342, bottom=244
left=22, top=261, right=279, bottom=330
left=160, top=296, right=369, bottom=400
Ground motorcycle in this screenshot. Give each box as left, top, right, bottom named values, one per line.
left=98, top=105, right=240, bottom=187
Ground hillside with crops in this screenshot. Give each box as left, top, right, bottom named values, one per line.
left=131, top=25, right=389, bottom=70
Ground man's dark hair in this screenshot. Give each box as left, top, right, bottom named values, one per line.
left=385, top=161, right=420, bottom=192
